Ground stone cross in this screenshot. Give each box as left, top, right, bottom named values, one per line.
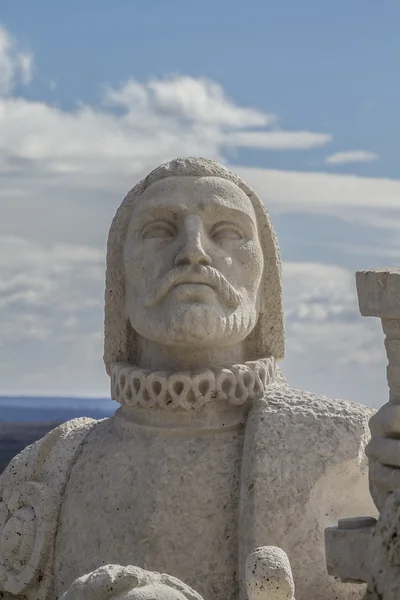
left=357, top=268, right=400, bottom=405
left=325, top=268, right=400, bottom=585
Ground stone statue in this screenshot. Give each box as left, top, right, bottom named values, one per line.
left=0, top=158, right=377, bottom=600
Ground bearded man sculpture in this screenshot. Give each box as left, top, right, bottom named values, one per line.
left=0, top=158, right=380, bottom=600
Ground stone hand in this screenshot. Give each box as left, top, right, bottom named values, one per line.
left=366, top=402, right=400, bottom=508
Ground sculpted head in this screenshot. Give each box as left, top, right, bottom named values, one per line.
left=104, top=157, right=284, bottom=373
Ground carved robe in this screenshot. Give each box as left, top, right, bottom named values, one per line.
left=0, top=384, right=376, bottom=600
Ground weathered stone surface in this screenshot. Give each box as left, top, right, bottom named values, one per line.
left=325, top=517, right=377, bottom=585
left=356, top=268, right=400, bottom=319
left=0, top=418, right=96, bottom=600
left=60, top=564, right=205, bottom=600
left=367, top=488, right=400, bottom=600
left=246, top=546, right=295, bottom=600
left=357, top=268, right=400, bottom=509
left=240, top=386, right=376, bottom=600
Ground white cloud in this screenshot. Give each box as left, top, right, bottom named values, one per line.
left=105, top=76, right=277, bottom=128
left=0, top=235, right=108, bottom=396
left=324, top=150, right=379, bottom=165
left=224, top=131, right=332, bottom=150
left=237, top=166, right=400, bottom=230
left=282, top=262, right=388, bottom=407
left=0, top=25, right=33, bottom=94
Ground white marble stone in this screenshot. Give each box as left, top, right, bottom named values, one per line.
left=0, top=158, right=376, bottom=600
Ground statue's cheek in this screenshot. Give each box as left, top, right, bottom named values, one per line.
left=231, top=242, right=264, bottom=287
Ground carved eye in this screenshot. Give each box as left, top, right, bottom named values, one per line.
left=141, top=221, right=175, bottom=239
left=211, top=223, right=243, bottom=241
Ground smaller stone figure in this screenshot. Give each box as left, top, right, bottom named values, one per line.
left=59, top=564, right=205, bottom=600
left=246, top=547, right=295, bottom=600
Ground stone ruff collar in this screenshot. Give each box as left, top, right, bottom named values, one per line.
left=111, top=358, right=276, bottom=411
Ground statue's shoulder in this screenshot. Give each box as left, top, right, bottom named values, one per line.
left=0, top=417, right=101, bottom=599
left=252, top=383, right=374, bottom=463
left=262, top=383, right=374, bottom=426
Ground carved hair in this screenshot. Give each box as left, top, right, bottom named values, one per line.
left=104, top=157, right=284, bottom=375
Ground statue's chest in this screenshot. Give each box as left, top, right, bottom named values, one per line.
left=54, top=420, right=244, bottom=600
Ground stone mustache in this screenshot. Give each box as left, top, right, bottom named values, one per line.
left=0, top=157, right=389, bottom=600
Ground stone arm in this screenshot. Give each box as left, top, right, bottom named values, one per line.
left=366, top=401, right=400, bottom=509
left=0, top=418, right=96, bottom=600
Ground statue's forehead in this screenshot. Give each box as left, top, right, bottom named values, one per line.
left=131, top=175, right=256, bottom=218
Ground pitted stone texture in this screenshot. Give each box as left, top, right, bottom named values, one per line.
left=325, top=517, right=377, bottom=584
left=239, top=386, right=377, bottom=600
left=366, top=488, right=400, bottom=600
left=246, top=546, right=295, bottom=600
left=54, top=411, right=246, bottom=600
left=60, top=564, right=204, bottom=600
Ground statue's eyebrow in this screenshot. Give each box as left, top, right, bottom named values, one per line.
left=132, top=203, right=187, bottom=221
left=132, top=200, right=257, bottom=229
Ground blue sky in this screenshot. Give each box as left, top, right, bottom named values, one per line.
left=0, top=1, right=399, bottom=406
left=3, top=0, right=399, bottom=177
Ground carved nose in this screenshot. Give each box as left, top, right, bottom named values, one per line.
left=175, top=228, right=212, bottom=267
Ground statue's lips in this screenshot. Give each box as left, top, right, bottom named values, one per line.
left=171, top=279, right=216, bottom=290
left=145, top=267, right=241, bottom=309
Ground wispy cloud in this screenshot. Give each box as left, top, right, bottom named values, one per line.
left=105, top=76, right=277, bottom=128
left=224, top=131, right=332, bottom=150
left=238, top=167, right=400, bottom=229
left=324, top=150, right=379, bottom=165
left=0, top=24, right=33, bottom=94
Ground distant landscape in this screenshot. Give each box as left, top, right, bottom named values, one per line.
left=0, top=396, right=115, bottom=422
left=0, top=396, right=115, bottom=473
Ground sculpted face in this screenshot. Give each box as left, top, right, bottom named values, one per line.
left=123, top=176, right=264, bottom=349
